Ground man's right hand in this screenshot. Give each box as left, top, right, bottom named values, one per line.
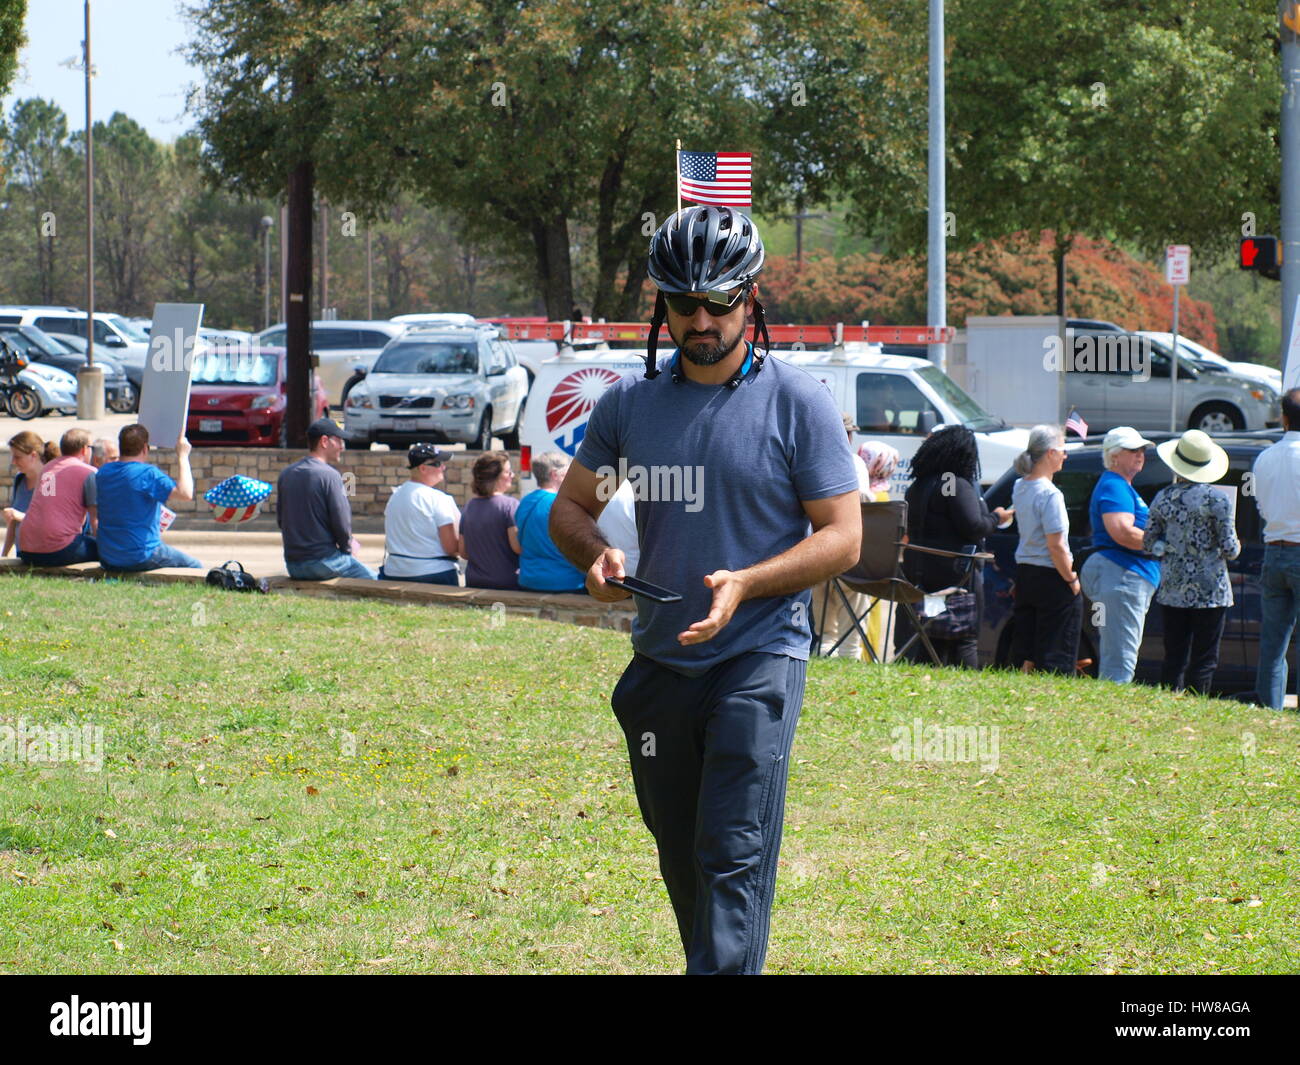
left=175, top=433, right=192, bottom=459
left=586, top=547, right=631, bottom=602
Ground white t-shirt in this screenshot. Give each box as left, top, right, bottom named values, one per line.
left=383, top=480, right=461, bottom=577
left=597, top=479, right=639, bottom=577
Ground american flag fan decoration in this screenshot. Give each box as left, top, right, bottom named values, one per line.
left=203, top=475, right=273, bottom=524
left=1065, top=408, right=1089, bottom=438
left=678, top=150, right=752, bottom=208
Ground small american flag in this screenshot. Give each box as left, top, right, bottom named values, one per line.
left=679, top=150, right=752, bottom=208
left=1065, top=408, right=1088, bottom=438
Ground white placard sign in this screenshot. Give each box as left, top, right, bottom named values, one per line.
left=138, top=303, right=204, bottom=445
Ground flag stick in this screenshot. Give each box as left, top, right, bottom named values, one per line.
left=676, top=139, right=682, bottom=216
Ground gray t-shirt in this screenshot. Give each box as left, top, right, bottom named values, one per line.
left=277, top=456, right=352, bottom=562
left=576, top=349, right=859, bottom=675
left=1012, top=475, right=1069, bottom=567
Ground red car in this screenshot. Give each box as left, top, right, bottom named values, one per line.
left=187, top=345, right=329, bottom=447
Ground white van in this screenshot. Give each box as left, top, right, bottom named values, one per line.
left=519, top=344, right=1029, bottom=495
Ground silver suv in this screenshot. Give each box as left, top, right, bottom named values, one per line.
left=342, top=325, right=529, bottom=449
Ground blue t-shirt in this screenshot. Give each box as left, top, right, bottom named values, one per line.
left=575, top=346, right=859, bottom=675
left=1089, top=469, right=1160, bottom=588
left=94, top=461, right=175, bottom=567
left=516, top=489, right=586, bottom=592
left=10, top=472, right=33, bottom=513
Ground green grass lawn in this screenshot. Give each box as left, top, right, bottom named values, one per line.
left=0, top=575, right=1296, bottom=974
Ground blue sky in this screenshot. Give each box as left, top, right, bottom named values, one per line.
left=3, top=0, right=200, bottom=142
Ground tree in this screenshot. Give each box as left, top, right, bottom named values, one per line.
left=185, top=0, right=923, bottom=320
left=930, top=0, right=1278, bottom=314
left=0, top=97, right=75, bottom=302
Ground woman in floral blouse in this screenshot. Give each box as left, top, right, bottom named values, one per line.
left=1144, top=429, right=1241, bottom=694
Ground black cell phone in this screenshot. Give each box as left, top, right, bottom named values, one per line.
left=604, top=575, right=682, bottom=603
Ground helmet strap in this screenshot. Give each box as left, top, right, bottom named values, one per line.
left=751, top=293, right=771, bottom=372
left=645, top=291, right=666, bottom=379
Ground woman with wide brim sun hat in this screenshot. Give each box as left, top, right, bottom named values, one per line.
left=1143, top=429, right=1240, bottom=695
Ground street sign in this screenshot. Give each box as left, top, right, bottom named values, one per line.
left=1166, top=244, right=1191, bottom=286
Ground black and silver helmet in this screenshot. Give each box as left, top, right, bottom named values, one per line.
left=647, top=205, right=765, bottom=294
left=644, top=205, right=770, bottom=382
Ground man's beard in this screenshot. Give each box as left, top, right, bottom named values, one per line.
left=675, top=320, right=745, bottom=366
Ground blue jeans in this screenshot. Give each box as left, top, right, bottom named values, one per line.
left=1080, top=552, right=1156, bottom=683
left=107, top=543, right=203, bottom=572
left=610, top=651, right=805, bottom=974
left=1256, top=544, right=1300, bottom=708
left=287, top=550, right=378, bottom=581
left=377, top=566, right=458, bottom=586
left=19, top=534, right=99, bottom=567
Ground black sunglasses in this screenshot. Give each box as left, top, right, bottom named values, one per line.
left=663, top=287, right=748, bottom=317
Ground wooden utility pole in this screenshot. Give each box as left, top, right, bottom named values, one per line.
left=285, top=161, right=314, bottom=448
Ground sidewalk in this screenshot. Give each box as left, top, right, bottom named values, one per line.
left=161, top=526, right=386, bottom=577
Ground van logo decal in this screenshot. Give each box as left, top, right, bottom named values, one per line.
left=545, top=368, right=622, bottom=455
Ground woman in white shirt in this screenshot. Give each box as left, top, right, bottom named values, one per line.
left=1011, top=425, right=1081, bottom=674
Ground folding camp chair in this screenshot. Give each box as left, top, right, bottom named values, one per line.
left=814, top=499, right=992, bottom=666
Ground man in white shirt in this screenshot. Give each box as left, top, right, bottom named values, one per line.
left=1252, top=389, right=1300, bottom=707
left=380, top=443, right=461, bottom=586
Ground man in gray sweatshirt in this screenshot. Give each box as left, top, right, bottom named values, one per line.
left=277, top=418, right=377, bottom=580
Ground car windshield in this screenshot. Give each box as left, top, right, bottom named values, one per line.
left=1, top=327, right=65, bottom=357
left=107, top=316, right=149, bottom=343
left=192, top=349, right=278, bottom=386
left=915, top=364, right=1006, bottom=431
left=372, top=341, right=478, bottom=375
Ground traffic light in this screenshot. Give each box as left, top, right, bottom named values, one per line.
left=1240, top=236, right=1281, bottom=280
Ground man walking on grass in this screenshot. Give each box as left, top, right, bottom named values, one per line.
left=550, top=205, right=861, bottom=974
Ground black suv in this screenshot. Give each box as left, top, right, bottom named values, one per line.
left=978, top=430, right=1281, bottom=694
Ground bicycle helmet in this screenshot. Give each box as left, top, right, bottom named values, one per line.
left=644, top=205, right=771, bottom=383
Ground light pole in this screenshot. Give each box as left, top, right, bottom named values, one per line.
left=927, top=0, right=947, bottom=374
left=77, top=0, right=104, bottom=419
left=260, top=215, right=274, bottom=330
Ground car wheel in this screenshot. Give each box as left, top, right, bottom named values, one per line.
left=501, top=401, right=524, bottom=450
left=474, top=409, right=493, bottom=451
left=107, top=383, right=138, bottom=414
left=277, top=420, right=289, bottom=448
left=1188, top=401, right=1244, bottom=433
left=8, top=386, right=41, bottom=420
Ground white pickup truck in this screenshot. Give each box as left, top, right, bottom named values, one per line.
left=519, top=343, right=1029, bottom=494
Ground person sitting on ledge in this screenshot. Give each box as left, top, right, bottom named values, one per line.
left=18, top=428, right=100, bottom=567
left=95, top=424, right=202, bottom=572
left=277, top=417, right=377, bottom=581
left=379, top=443, right=461, bottom=586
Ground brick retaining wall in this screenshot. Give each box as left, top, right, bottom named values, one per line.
left=0, top=446, right=521, bottom=517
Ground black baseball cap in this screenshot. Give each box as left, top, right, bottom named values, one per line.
left=307, top=417, right=346, bottom=442
left=408, top=442, right=451, bottom=468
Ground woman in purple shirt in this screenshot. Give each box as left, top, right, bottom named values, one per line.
left=459, top=451, right=521, bottom=590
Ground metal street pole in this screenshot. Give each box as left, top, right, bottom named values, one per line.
left=1169, top=284, right=1180, bottom=432
left=927, top=0, right=947, bottom=373
left=366, top=226, right=373, bottom=319
left=77, top=0, right=104, bottom=419
left=261, top=216, right=273, bottom=329
left=1282, top=1, right=1300, bottom=387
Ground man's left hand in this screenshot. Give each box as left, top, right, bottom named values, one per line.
left=678, top=569, right=748, bottom=645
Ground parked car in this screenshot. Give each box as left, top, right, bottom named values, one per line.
left=1138, top=331, right=1282, bottom=389
left=1, top=325, right=137, bottom=412
left=0, top=335, right=78, bottom=417
left=343, top=324, right=528, bottom=449
left=979, top=430, right=1281, bottom=694
left=1065, top=328, right=1279, bottom=433
left=44, top=332, right=144, bottom=410
left=255, top=320, right=406, bottom=407
left=186, top=344, right=329, bottom=447
left=0, top=306, right=150, bottom=372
